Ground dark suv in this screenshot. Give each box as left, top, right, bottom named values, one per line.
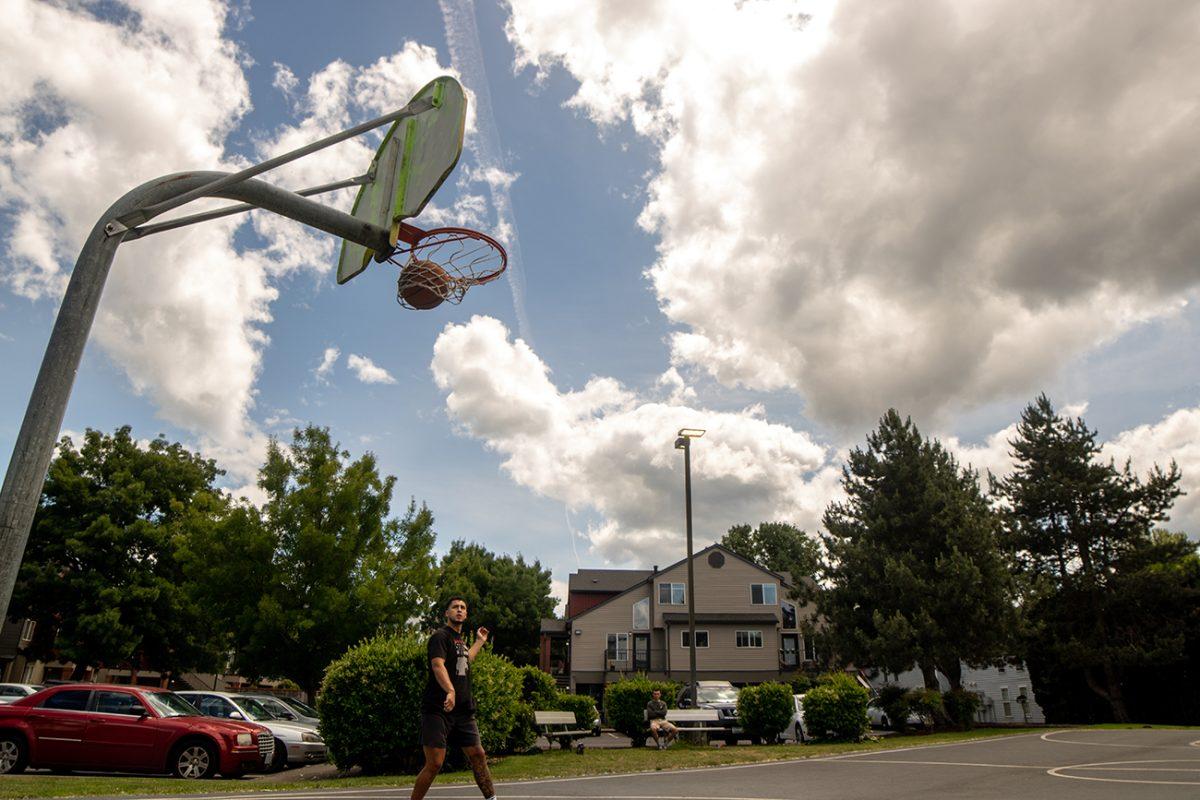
left=676, top=681, right=743, bottom=744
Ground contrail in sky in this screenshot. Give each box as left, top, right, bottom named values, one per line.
left=439, top=0, right=533, bottom=345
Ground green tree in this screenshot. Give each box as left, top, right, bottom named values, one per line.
left=721, top=521, right=820, bottom=590
left=992, top=396, right=1184, bottom=722
left=425, top=541, right=556, bottom=666
left=821, top=409, right=1016, bottom=689
left=13, top=427, right=226, bottom=679
left=182, top=425, right=437, bottom=699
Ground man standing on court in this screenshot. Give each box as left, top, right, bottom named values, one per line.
left=411, top=597, right=497, bottom=800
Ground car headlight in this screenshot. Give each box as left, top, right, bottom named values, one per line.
left=301, top=732, right=323, bottom=743
left=236, top=733, right=253, bottom=746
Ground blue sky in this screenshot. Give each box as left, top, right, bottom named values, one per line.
left=2, top=0, right=1199, bottom=609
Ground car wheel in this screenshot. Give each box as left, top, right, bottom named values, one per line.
left=724, top=735, right=738, bottom=746
left=881, top=715, right=890, bottom=729
left=795, top=724, right=804, bottom=743
left=0, top=733, right=27, bottom=775
left=269, top=738, right=288, bottom=771
left=172, top=740, right=218, bottom=779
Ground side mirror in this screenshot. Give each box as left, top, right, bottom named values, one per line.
left=228, top=711, right=244, bottom=720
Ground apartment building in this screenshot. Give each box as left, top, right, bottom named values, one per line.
left=540, top=544, right=816, bottom=699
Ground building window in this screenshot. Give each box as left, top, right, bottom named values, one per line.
left=19, top=619, right=35, bottom=642
left=781, top=601, right=797, bottom=629
left=659, top=583, right=685, bottom=605
left=681, top=630, right=709, bottom=648
left=1000, top=686, right=1011, bottom=718
left=998, top=663, right=1006, bottom=673
left=751, top=583, right=777, bottom=605
left=736, top=630, right=764, bottom=648
left=803, top=635, right=816, bottom=661
left=632, top=598, right=650, bottom=630
left=606, top=633, right=629, bottom=661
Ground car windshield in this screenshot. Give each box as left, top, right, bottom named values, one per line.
left=256, top=697, right=294, bottom=716
left=232, top=696, right=276, bottom=721
left=281, top=697, right=318, bottom=717
left=697, top=686, right=740, bottom=703
left=144, top=692, right=200, bottom=717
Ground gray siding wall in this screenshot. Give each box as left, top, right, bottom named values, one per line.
left=570, top=583, right=651, bottom=674
left=666, top=623, right=779, bottom=672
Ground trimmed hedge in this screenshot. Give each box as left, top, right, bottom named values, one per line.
left=905, top=687, right=945, bottom=726
left=319, top=633, right=524, bottom=772
left=603, top=677, right=678, bottom=745
left=737, top=682, right=794, bottom=742
left=519, top=665, right=559, bottom=708
left=802, top=672, right=869, bottom=740
left=874, top=684, right=912, bottom=731
left=788, top=674, right=815, bottom=695
left=555, top=691, right=598, bottom=729
left=942, top=688, right=981, bottom=729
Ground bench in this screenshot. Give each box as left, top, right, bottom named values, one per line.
left=643, top=708, right=727, bottom=744
left=534, top=711, right=591, bottom=750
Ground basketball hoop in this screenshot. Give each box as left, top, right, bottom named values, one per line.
left=385, top=224, right=507, bottom=310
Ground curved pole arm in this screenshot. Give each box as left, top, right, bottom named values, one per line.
left=0, top=170, right=389, bottom=621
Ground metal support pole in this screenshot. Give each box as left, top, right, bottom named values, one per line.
left=683, top=438, right=698, bottom=708
left=0, top=170, right=393, bottom=623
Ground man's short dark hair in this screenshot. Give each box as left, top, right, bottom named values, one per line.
left=445, top=596, right=468, bottom=611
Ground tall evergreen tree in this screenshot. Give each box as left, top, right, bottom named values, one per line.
left=821, top=410, right=1016, bottom=689
left=992, top=395, right=1182, bottom=722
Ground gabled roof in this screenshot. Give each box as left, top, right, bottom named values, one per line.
left=568, top=569, right=652, bottom=594
left=569, top=542, right=796, bottom=623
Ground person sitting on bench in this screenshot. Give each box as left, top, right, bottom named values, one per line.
left=646, top=689, right=677, bottom=749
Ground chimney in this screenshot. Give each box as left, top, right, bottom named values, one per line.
left=652, top=565, right=659, bottom=572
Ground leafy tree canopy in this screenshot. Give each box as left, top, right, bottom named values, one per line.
left=180, top=425, right=437, bottom=699
left=14, top=427, right=226, bottom=677
left=721, top=521, right=820, bottom=592
left=424, top=541, right=556, bottom=666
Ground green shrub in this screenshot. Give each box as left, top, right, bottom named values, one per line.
left=905, top=687, right=945, bottom=726
left=874, top=684, right=913, bottom=731
left=603, top=677, right=677, bottom=745
left=942, top=688, right=981, bottom=729
left=504, top=701, right=539, bottom=754
left=737, top=682, right=795, bottom=742
left=801, top=672, right=869, bottom=740
left=318, top=635, right=427, bottom=773
left=788, top=674, right=815, bottom=695
left=319, top=633, right=526, bottom=772
left=469, top=650, right=523, bottom=753
left=519, top=665, right=559, bottom=708
left=555, top=691, right=598, bottom=728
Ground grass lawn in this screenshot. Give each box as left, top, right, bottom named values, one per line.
left=0, top=728, right=1044, bottom=799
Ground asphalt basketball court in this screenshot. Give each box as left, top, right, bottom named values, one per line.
left=89, top=727, right=1198, bottom=800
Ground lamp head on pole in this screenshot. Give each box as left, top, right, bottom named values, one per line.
left=675, top=427, right=705, bottom=450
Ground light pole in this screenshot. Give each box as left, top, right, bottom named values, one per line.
left=675, top=427, right=705, bottom=707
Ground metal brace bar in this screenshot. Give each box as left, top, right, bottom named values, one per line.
left=106, top=96, right=435, bottom=235
left=121, top=174, right=371, bottom=241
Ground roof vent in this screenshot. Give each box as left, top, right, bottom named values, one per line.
left=707, top=551, right=725, bottom=568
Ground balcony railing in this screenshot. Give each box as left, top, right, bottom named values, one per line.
left=603, top=648, right=668, bottom=674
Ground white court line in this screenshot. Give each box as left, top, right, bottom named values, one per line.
left=825, top=758, right=1044, bottom=770
left=151, top=732, right=1048, bottom=800
left=1048, top=759, right=1200, bottom=787
left=1040, top=730, right=1200, bottom=749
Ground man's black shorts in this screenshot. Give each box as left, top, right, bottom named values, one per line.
left=420, top=711, right=481, bottom=748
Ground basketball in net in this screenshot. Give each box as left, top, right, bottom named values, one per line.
left=387, top=226, right=507, bottom=311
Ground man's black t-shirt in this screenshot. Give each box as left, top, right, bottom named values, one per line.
left=422, top=625, right=474, bottom=714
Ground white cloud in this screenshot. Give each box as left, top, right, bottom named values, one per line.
left=347, top=353, right=397, bottom=385
left=505, top=0, right=1200, bottom=429
left=431, top=316, right=840, bottom=565
left=314, top=346, right=340, bottom=383
left=0, top=1, right=451, bottom=482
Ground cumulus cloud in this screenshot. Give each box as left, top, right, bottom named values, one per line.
left=1104, top=407, right=1200, bottom=534
left=505, top=0, right=1200, bottom=429
left=314, top=346, right=340, bottom=383
left=431, top=316, right=841, bottom=564
left=0, top=1, right=451, bottom=481
left=347, top=354, right=397, bottom=385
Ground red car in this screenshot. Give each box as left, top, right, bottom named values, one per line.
left=0, top=683, right=273, bottom=779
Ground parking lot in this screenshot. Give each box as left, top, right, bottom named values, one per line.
left=79, top=728, right=1198, bottom=800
